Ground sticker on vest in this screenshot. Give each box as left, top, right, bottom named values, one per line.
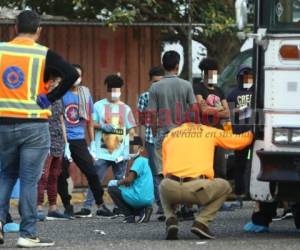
left=2, top=66, right=25, bottom=89
left=65, top=103, right=80, bottom=125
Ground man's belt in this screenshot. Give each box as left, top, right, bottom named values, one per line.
left=166, top=174, right=208, bottom=183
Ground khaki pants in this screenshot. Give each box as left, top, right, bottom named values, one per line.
left=159, top=178, right=232, bottom=226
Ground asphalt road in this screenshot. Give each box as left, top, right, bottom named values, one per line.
left=3, top=202, right=300, bottom=250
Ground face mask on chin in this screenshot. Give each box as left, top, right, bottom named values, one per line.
left=111, top=92, right=121, bottom=101
left=243, top=83, right=253, bottom=89
left=129, top=151, right=140, bottom=160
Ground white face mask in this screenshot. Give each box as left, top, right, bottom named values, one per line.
left=208, top=74, right=218, bottom=85
left=129, top=148, right=141, bottom=159
left=111, top=92, right=121, bottom=100
left=243, top=83, right=253, bottom=89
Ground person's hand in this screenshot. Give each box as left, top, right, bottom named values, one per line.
left=89, top=141, right=96, bottom=159
left=36, top=94, right=51, bottom=109
left=239, top=105, right=248, bottom=112
left=64, top=143, right=72, bottom=162
left=108, top=179, right=118, bottom=187
left=101, top=124, right=115, bottom=133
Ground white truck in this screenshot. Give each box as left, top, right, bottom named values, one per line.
left=236, top=0, right=300, bottom=201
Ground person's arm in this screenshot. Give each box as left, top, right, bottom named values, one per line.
left=137, top=93, right=147, bottom=112
left=87, top=97, right=95, bottom=142
left=146, top=87, right=158, bottom=137
left=215, top=128, right=253, bottom=150
left=125, top=107, right=137, bottom=139
left=60, top=114, right=68, bottom=144
left=186, top=85, right=200, bottom=123
left=196, top=94, right=222, bottom=113
left=87, top=119, right=95, bottom=142
left=218, top=99, right=230, bottom=118
left=45, top=50, right=79, bottom=102
left=117, top=171, right=137, bottom=187
left=137, top=94, right=147, bottom=125
left=162, top=137, right=168, bottom=176
left=128, top=127, right=136, bottom=140
left=94, top=122, right=101, bottom=130
left=93, top=106, right=101, bottom=130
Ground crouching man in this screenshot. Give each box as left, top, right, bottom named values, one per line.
left=160, top=123, right=253, bottom=240
left=108, top=136, right=154, bottom=223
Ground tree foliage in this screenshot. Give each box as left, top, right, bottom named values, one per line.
left=0, top=0, right=242, bottom=73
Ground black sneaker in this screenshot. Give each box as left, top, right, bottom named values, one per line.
left=64, top=205, right=75, bottom=219
left=166, top=217, right=178, bottom=240
left=282, top=209, right=293, bottom=220
left=0, top=221, right=4, bottom=245
left=158, top=215, right=166, bottom=222
left=273, top=209, right=293, bottom=221
left=191, top=221, right=215, bottom=239
left=137, top=207, right=153, bottom=223
left=96, top=204, right=116, bottom=218
left=74, top=208, right=92, bottom=218
left=17, top=236, right=55, bottom=248
left=111, top=207, right=125, bottom=219
left=123, top=215, right=135, bottom=223
left=46, top=211, right=72, bottom=221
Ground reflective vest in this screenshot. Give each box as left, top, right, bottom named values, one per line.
left=0, top=37, right=51, bottom=119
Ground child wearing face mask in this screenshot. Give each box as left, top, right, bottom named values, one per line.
left=227, top=65, right=254, bottom=208
left=107, top=136, right=154, bottom=223
left=58, top=64, right=108, bottom=219
left=37, top=76, right=70, bottom=221
left=193, top=58, right=232, bottom=194
left=74, top=74, right=137, bottom=218
left=193, top=58, right=230, bottom=128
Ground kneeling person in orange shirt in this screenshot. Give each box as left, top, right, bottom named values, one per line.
left=160, top=123, right=253, bottom=240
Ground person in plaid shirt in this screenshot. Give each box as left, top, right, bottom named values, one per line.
left=137, top=66, right=164, bottom=215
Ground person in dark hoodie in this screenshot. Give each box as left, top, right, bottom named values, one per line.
left=227, top=65, right=254, bottom=208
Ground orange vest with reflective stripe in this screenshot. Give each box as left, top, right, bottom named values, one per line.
left=0, top=37, right=51, bottom=119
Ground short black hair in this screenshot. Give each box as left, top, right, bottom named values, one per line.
left=149, top=66, right=164, bottom=80
left=104, top=74, right=124, bottom=91
left=130, top=136, right=144, bottom=147
left=199, top=58, right=219, bottom=72
left=16, top=10, right=40, bottom=34
left=72, top=64, right=83, bottom=76
left=162, top=51, right=180, bottom=71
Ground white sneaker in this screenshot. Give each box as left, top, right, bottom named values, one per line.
left=17, top=237, right=55, bottom=248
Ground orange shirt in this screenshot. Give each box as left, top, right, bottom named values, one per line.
left=162, top=123, right=253, bottom=179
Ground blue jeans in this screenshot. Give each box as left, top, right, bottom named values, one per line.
left=84, top=159, right=127, bottom=209
left=0, top=122, right=50, bottom=238
left=145, top=142, right=161, bottom=207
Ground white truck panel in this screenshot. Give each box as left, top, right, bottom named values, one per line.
left=250, top=140, right=273, bottom=201
left=264, top=113, right=300, bottom=151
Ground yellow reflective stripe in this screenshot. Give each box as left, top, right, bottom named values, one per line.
left=30, top=58, right=40, bottom=100
left=0, top=107, right=51, bottom=114
left=0, top=51, right=45, bottom=59
left=0, top=44, right=47, bottom=56
left=27, top=57, right=33, bottom=99
left=0, top=101, right=43, bottom=110
left=0, top=98, right=36, bottom=104
left=1, top=42, right=47, bottom=51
